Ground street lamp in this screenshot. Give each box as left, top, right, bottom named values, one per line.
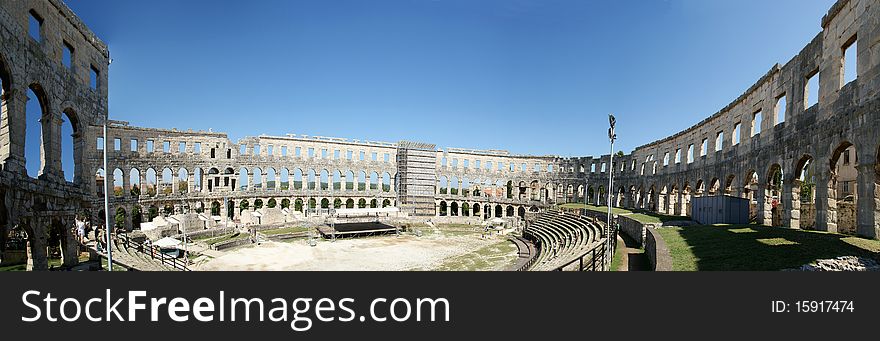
left=606, top=114, right=617, bottom=269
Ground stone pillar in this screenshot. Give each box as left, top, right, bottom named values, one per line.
left=787, top=179, right=802, bottom=229
left=856, top=164, right=879, bottom=238
left=122, top=169, right=130, bottom=197
left=61, top=217, right=79, bottom=267
left=188, top=172, right=196, bottom=193
left=261, top=169, right=267, bottom=191
left=755, top=184, right=770, bottom=226
left=814, top=171, right=834, bottom=233
left=27, top=220, right=49, bottom=271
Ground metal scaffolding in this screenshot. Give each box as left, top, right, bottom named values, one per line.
left=396, top=141, right=437, bottom=216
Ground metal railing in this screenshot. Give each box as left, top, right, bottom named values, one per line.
left=120, top=234, right=191, bottom=271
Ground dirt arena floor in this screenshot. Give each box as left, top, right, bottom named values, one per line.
left=196, top=227, right=518, bottom=271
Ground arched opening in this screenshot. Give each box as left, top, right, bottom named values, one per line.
left=345, top=170, right=354, bottom=191
left=439, top=176, right=448, bottom=195
left=439, top=201, right=447, bottom=216
left=61, top=109, right=79, bottom=183
left=295, top=198, right=304, bottom=212
left=145, top=168, right=157, bottom=196
left=112, top=168, right=123, bottom=197
left=239, top=167, right=250, bottom=190
left=681, top=182, right=692, bottom=216
left=239, top=200, right=250, bottom=213
left=345, top=198, right=354, bottom=209
left=227, top=199, right=235, bottom=219
left=450, top=176, right=459, bottom=195
left=370, top=199, right=377, bottom=208
left=131, top=206, right=142, bottom=230
left=268, top=198, right=278, bottom=209
left=320, top=170, right=329, bottom=190
left=724, top=175, right=736, bottom=196
left=280, top=168, right=290, bottom=190
left=148, top=205, right=159, bottom=222
left=114, top=207, right=127, bottom=231
left=211, top=201, right=221, bottom=216
left=495, top=204, right=503, bottom=218
left=129, top=168, right=141, bottom=196
left=333, top=170, right=342, bottom=191
left=382, top=172, right=391, bottom=192
left=161, top=168, right=173, bottom=194
left=659, top=186, right=668, bottom=214
left=473, top=203, right=481, bottom=216
left=743, top=170, right=758, bottom=222
left=828, top=143, right=858, bottom=234
left=370, top=172, right=379, bottom=190
left=518, top=207, right=525, bottom=218
left=766, top=164, right=784, bottom=227
left=793, top=155, right=816, bottom=229
left=254, top=199, right=264, bottom=210
left=320, top=198, right=329, bottom=209
left=506, top=206, right=514, bottom=217
left=333, top=198, right=342, bottom=209
left=293, top=168, right=303, bottom=190
left=708, top=178, right=720, bottom=196
left=382, top=199, right=390, bottom=208
left=266, top=168, right=277, bottom=190
left=357, top=171, right=366, bottom=191
left=25, top=85, right=48, bottom=178
left=177, top=168, right=189, bottom=194
left=252, top=167, right=263, bottom=190
left=357, top=198, right=366, bottom=209
left=461, top=203, right=470, bottom=216
left=450, top=202, right=459, bottom=216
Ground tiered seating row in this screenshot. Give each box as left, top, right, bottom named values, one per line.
left=522, top=211, right=606, bottom=271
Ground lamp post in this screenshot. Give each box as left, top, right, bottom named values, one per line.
left=103, top=123, right=113, bottom=271
left=606, top=114, right=617, bottom=269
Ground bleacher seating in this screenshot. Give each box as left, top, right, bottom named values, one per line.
left=522, top=210, right=607, bottom=271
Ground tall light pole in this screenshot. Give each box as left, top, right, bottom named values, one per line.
left=606, top=114, right=617, bottom=267
left=103, top=123, right=113, bottom=271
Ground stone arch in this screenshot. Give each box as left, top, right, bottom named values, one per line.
left=439, top=201, right=447, bottom=216
left=307, top=169, right=317, bottom=190
left=506, top=205, right=514, bottom=217
left=265, top=167, right=277, bottom=190
left=439, top=175, right=448, bottom=194
left=280, top=168, right=290, bottom=190
left=370, top=171, right=379, bottom=190
left=177, top=168, right=189, bottom=194
left=450, top=202, right=459, bottom=216
left=252, top=167, right=263, bottom=190
left=826, top=141, right=858, bottom=234
left=112, top=168, right=124, bottom=197
left=766, top=163, right=784, bottom=227
left=129, top=168, right=141, bottom=196
left=60, top=107, right=82, bottom=183
left=293, top=168, right=303, bottom=190
left=345, top=170, right=355, bottom=191
left=357, top=198, right=366, bottom=209
left=161, top=167, right=173, bottom=194
left=295, top=198, right=304, bottom=212
left=345, top=198, right=354, bottom=209
left=495, top=204, right=503, bottom=218
left=792, top=154, right=816, bottom=229
left=320, top=169, right=329, bottom=191
left=25, top=83, right=50, bottom=178
left=724, top=175, right=736, bottom=195
left=358, top=171, right=366, bottom=191
left=708, top=177, right=720, bottom=196
left=239, top=167, right=249, bottom=190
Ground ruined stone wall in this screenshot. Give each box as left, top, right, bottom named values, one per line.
left=0, top=0, right=109, bottom=269
left=555, top=0, right=880, bottom=239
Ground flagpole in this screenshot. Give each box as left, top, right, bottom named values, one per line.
left=103, top=123, right=113, bottom=271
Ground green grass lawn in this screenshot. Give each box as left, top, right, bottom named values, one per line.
left=610, top=237, right=626, bottom=271
left=558, top=203, right=682, bottom=225
left=262, top=226, right=311, bottom=236
left=423, top=239, right=518, bottom=271
left=657, top=224, right=880, bottom=271
left=200, top=233, right=249, bottom=246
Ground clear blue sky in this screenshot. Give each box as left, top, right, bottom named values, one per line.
left=53, top=0, right=834, bottom=166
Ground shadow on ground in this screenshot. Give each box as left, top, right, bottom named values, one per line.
left=662, top=224, right=880, bottom=271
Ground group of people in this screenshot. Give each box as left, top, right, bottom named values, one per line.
left=73, top=215, right=106, bottom=250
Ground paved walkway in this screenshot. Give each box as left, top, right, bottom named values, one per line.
left=616, top=232, right=651, bottom=271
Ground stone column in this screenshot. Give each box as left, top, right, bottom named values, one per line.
left=787, top=179, right=802, bottom=229
left=814, top=171, right=834, bottom=233
left=755, top=184, right=770, bottom=226
left=188, top=172, right=196, bottom=193
left=856, top=164, right=879, bottom=238
left=61, top=217, right=79, bottom=267
left=27, top=220, right=49, bottom=271
left=122, top=169, right=130, bottom=197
